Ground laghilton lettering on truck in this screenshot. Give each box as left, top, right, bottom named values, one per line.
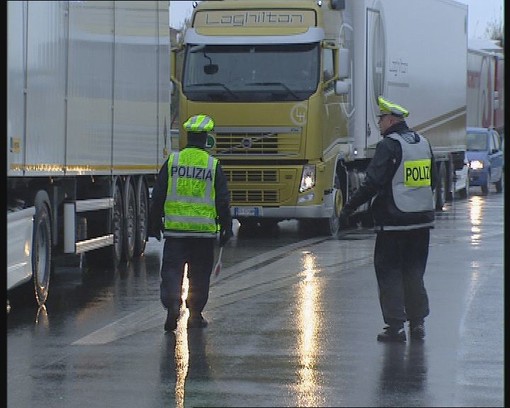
left=204, top=12, right=305, bottom=26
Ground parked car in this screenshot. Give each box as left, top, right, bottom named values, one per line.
left=466, top=127, right=504, bottom=195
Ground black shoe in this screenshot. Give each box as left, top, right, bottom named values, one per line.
left=188, top=313, right=208, bottom=328
left=410, top=322, right=425, bottom=341
left=377, top=326, right=406, bottom=343
left=164, top=307, right=179, bottom=332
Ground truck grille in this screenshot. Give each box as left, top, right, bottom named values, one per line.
left=214, top=127, right=301, bottom=156
left=224, top=169, right=277, bottom=183
left=231, top=190, right=278, bottom=203
left=224, top=169, right=279, bottom=204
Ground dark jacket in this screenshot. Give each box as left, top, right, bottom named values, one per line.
left=149, top=141, right=232, bottom=238
left=343, top=121, right=437, bottom=230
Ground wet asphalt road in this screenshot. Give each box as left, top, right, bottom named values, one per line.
left=6, top=188, right=504, bottom=407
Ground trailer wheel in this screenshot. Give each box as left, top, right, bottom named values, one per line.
left=435, top=162, right=447, bottom=210
left=134, top=176, right=149, bottom=257
left=122, top=178, right=136, bottom=262
left=112, top=180, right=124, bottom=265
left=85, top=179, right=123, bottom=270
left=33, top=197, right=52, bottom=306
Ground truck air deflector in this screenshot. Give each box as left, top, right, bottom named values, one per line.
left=185, top=27, right=325, bottom=45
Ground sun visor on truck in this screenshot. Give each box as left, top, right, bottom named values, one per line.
left=184, top=27, right=325, bottom=45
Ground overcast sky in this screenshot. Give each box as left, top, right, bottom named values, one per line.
left=169, top=0, right=504, bottom=39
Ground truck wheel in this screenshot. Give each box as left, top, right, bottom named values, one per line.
left=134, top=176, right=148, bottom=257
left=435, top=163, right=447, bottom=210
left=122, top=178, right=136, bottom=262
left=329, top=188, right=343, bottom=239
left=112, top=180, right=124, bottom=265
left=33, top=197, right=52, bottom=306
left=85, top=180, right=123, bottom=270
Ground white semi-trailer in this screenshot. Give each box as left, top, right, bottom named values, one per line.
left=7, top=1, right=170, bottom=306
left=467, top=45, right=505, bottom=137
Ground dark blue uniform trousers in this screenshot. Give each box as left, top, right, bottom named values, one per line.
left=160, top=237, right=215, bottom=315
left=374, top=228, right=430, bottom=327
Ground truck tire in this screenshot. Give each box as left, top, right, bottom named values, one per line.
left=111, top=180, right=124, bottom=266
left=85, top=179, right=123, bottom=270
left=122, top=178, right=136, bottom=262
left=33, top=194, right=52, bottom=307
left=134, top=176, right=148, bottom=257
left=435, top=162, right=447, bottom=210
left=328, top=187, right=343, bottom=239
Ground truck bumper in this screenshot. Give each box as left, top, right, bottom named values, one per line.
left=231, top=204, right=330, bottom=220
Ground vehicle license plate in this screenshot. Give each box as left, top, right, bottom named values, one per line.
left=233, top=207, right=262, bottom=217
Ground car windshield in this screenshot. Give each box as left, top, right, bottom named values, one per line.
left=466, top=132, right=488, bottom=151
left=182, top=43, right=320, bottom=102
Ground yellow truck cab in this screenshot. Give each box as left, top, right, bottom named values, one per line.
left=171, top=0, right=468, bottom=236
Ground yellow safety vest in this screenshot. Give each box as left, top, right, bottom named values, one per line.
left=164, top=148, right=218, bottom=237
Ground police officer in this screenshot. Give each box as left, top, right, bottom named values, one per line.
left=339, top=96, right=436, bottom=343
left=149, top=114, right=233, bottom=332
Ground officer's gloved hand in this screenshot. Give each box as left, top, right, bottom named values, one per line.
left=219, top=227, right=233, bottom=247
left=339, top=206, right=354, bottom=227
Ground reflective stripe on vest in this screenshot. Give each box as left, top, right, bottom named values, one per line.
left=388, top=132, right=434, bottom=213
left=164, top=149, right=218, bottom=236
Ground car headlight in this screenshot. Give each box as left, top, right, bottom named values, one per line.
left=299, top=164, right=316, bottom=193
left=469, top=160, right=484, bottom=170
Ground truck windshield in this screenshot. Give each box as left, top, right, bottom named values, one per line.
left=466, top=132, right=488, bottom=151
left=182, top=43, right=320, bottom=102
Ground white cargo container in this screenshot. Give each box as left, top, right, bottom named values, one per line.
left=7, top=1, right=170, bottom=306
left=345, top=0, right=469, bottom=204
left=467, top=45, right=505, bottom=136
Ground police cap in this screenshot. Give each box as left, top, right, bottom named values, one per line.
left=377, top=96, right=409, bottom=118
left=183, top=114, right=215, bottom=132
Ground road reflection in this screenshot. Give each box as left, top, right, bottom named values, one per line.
left=377, top=343, right=428, bottom=405
left=174, top=309, right=190, bottom=408
left=159, top=264, right=213, bottom=407
left=468, top=196, right=483, bottom=246
left=293, top=250, right=325, bottom=407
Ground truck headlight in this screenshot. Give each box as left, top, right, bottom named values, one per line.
left=299, top=164, right=316, bottom=192
left=469, top=160, right=484, bottom=170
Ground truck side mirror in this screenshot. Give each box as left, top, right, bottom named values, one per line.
left=338, top=48, right=350, bottom=79
left=334, top=80, right=350, bottom=95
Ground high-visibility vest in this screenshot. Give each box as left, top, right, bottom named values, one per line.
left=164, top=148, right=219, bottom=237
left=384, top=132, right=434, bottom=230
